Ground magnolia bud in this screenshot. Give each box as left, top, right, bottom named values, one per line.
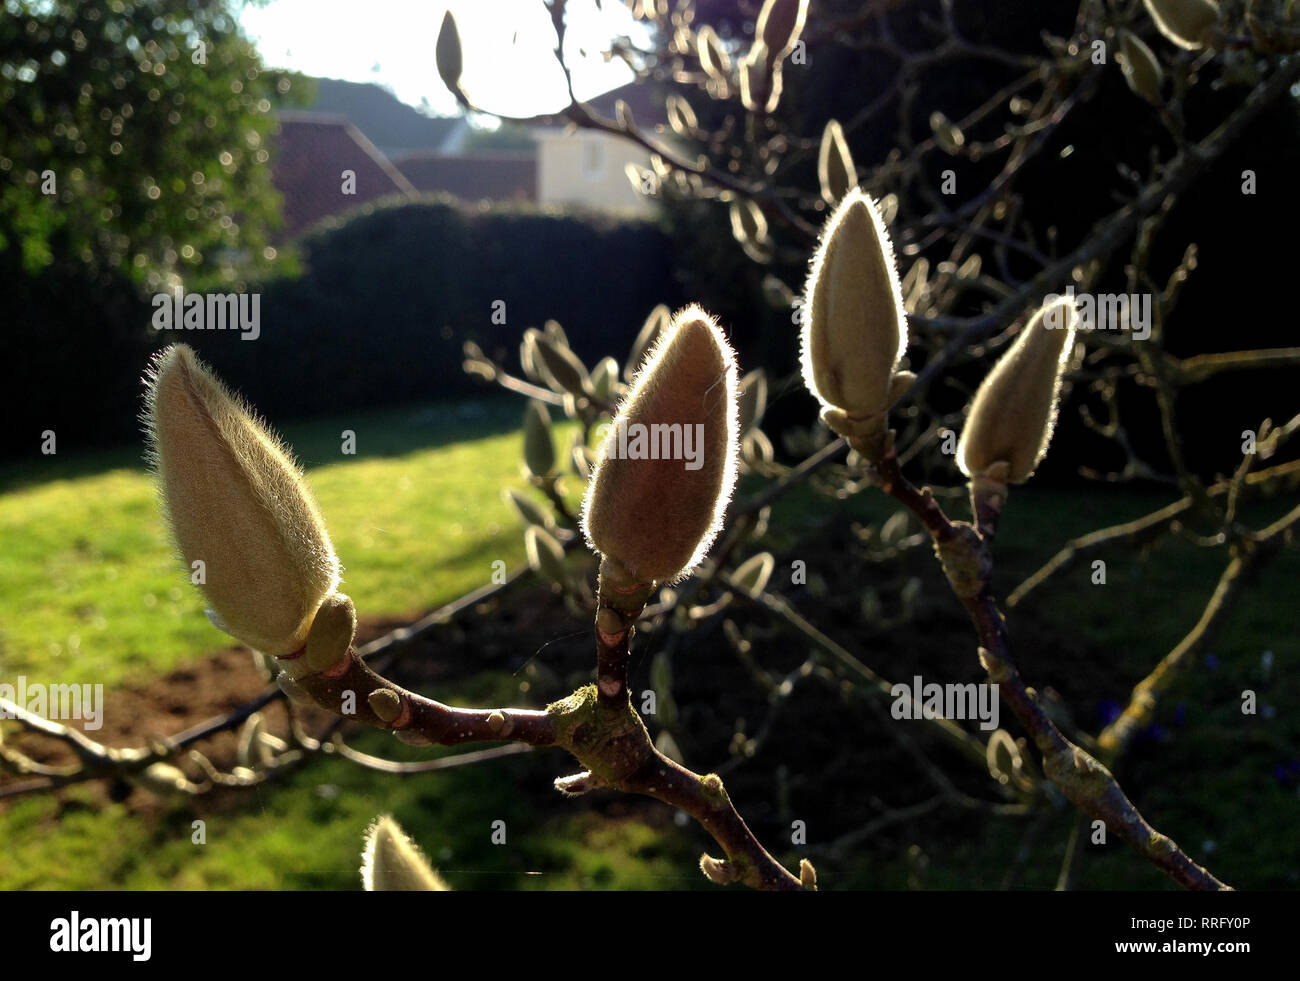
left=740, top=46, right=782, bottom=113
left=361, top=815, right=450, bottom=891
left=956, top=298, right=1078, bottom=484
left=666, top=94, right=697, bottom=135
left=144, top=345, right=339, bottom=655
left=525, top=525, right=569, bottom=589
left=801, top=189, right=908, bottom=453
left=581, top=305, right=740, bottom=584
left=504, top=487, right=555, bottom=530
left=817, top=119, right=858, bottom=206
left=435, top=11, right=463, bottom=96
left=756, top=0, right=808, bottom=60
left=1118, top=30, right=1164, bottom=106
left=697, top=25, right=731, bottom=82
left=1143, top=0, right=1219, bottom=50
left=525, top=327, right=589, bottom=397
left=522, top=400, right=556, bottom=478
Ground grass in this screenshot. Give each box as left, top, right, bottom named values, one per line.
left=0, top=398, right=570, bottom=688
left=1, top=407, right=1296, bottom=890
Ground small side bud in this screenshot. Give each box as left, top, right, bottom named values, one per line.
left=368, top=688, right=402, bottom=724
left=303, top=593, right=357, bottom=674
left=361, top=815, right=450, bottom=891
left=799, top=858, right=818, bottom=891
left=699, top=853, right=739, bottom=885
left=554, top=770, right=604, bottom=797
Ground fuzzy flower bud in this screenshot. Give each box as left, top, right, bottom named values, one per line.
left=361, top=815, right=450, bottom=891
left=144, top=344, right=339, bottom=655
left=801, top=189, right=909, bottom=455
left=581, top=305, right=739, bottom=584
left=956, top=298, right=1078, bottom=484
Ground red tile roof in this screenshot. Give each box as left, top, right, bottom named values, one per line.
left=272, top=112, right=416, bottom=237
left=391, top=151, right=536, bottom=202
left=528, top=79, right=671, bottom=131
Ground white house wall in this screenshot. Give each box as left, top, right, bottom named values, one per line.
left=534, top=129, right=655, bottom=214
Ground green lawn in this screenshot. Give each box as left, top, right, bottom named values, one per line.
left=1, top=409, right=1296, bottom=890
left=0, top=400, right=563, bottom=687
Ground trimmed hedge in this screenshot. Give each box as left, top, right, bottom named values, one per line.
left=182, top=195, right=682, bottom=424
left=3, top=195, right=682, bottom=461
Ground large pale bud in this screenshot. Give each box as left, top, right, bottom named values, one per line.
left=800, top=189, right=909, bottom=454
left=581, top=306, right=739, bottom=584
left=361, top=815, right=450, bottom=891
left=144, top=344, right=339, bottom=655
left=1143, top=0, right=1219, bottom=50
left=956, top=298, right=1078, bottom=484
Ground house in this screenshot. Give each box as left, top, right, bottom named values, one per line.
left=269, top=78, right=674, bottom=235
left=272, top=112, right=415, bottom=237
left=301, top=77, right=471, bottom=159
left=391, top=151, right=536, bottom=203
left=528, top=80, right=670, bottom=215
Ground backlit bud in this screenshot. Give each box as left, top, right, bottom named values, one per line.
left=144, top=345, right=339, bottom=655
left=756, top=0, right=808, bottom=60
left=523, top=400, right=556, bottom=478
left=361, top=815, right=450, bottom=891
left=525, top=327, right=589, bottom=397
left=801, top=189, right=908, bottom=454
left=1118, top=30, right=1164, bottom=106
left=1143, top=0, right=1219, bottom=50
left=956, top=298, right=1078, bottom=484
left=817, top=119, right=858, bottom=206
left=581, top=306, right=739, bottom=584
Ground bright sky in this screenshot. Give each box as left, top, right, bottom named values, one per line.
left=238, top=0, right=642, bottom=119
